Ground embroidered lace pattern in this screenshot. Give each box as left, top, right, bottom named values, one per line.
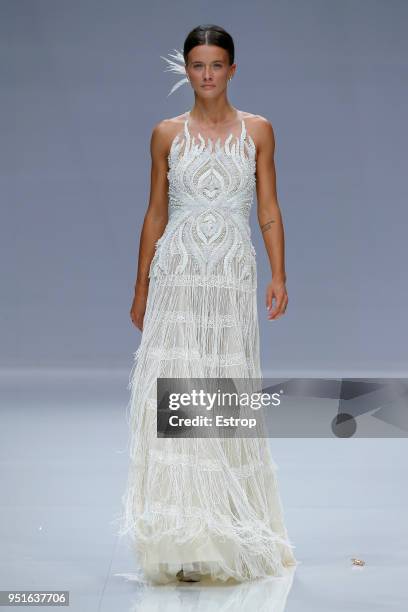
left=149, top=112, right=257, bottom=284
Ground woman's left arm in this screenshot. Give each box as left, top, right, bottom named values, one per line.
left=253, top=116, right=288, bottom=320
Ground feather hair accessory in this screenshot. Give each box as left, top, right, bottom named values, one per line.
left=160, top=48, right=189, bottom=96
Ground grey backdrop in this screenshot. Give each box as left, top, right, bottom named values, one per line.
left=2, top=0, right=407, bottom=376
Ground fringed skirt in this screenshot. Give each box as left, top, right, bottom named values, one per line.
left=115, top=255, right=298, bottom=585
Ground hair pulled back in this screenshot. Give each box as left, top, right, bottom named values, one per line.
left=183, top=25, right=235, bottom=65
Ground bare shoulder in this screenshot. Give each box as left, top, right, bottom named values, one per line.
left=150, top=113, right=187, bottom=157
left=240, top=111, right=275, bottom=152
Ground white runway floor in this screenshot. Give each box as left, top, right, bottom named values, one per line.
left=1, top=368, right=407, bottom=611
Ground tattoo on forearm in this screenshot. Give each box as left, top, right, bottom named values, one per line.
left=261, top=219, right=276, bottom=233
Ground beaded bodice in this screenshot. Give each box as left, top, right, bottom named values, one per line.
left=149, top=112, right=258, bottom=282
left=167, top=112, right=256, bottom=222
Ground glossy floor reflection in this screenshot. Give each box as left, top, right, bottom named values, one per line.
left=0, top=368, right=407, bottom=611
left=115, top=567, right=296, bottom=612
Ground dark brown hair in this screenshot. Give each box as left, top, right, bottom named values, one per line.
left=183, top=25, right=235, bottom=65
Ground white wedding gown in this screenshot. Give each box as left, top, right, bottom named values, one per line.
left=116, top=111, right=298, bottom=585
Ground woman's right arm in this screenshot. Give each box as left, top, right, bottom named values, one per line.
left=130, top=120, right=171, bottom=331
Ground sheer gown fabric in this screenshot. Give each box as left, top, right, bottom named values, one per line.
left=117, top=110, right=298, bottom=585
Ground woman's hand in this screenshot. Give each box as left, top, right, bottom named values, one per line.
left=130, top=283, right=149, bottom=331
left=266, top=278, right=288, bottom=320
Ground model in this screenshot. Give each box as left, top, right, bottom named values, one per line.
left=117, top=24, right=298, bottom=585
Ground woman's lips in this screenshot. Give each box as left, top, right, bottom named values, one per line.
left=202, top=84, right=215, bottom=88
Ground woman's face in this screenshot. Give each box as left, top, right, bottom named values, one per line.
left=186, top=45, right=235, bottom=95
